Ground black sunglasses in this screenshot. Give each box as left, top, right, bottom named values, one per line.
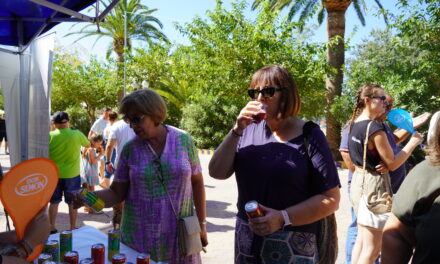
left=247, top=87, right=284, bottom=99
left=123, top=115, right=145, bottom=125
left=371, top=95, right=387, bottom=102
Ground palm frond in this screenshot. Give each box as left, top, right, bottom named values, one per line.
left=373, top=0, right=389, bottom=24
left=287, top=0, right=308, bottom=21
left=353, top=0, right=366, bottom=26
left=298, top=0, right=318, bottom=22
left=317, top=4, right=325, bottom=25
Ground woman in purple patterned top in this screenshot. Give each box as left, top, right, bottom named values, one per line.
left=209, top=65, right=340, bottom=264
left=76, top=89, right=207, bottom=264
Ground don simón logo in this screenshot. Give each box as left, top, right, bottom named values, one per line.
left=15, top=173, right=48, bottom=196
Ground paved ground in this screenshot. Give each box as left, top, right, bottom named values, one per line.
left=0, top=150, right=351, bottom=264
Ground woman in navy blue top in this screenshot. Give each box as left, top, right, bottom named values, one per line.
left=347, top=84, right=423, bottom=264
left=209, top=65, right=340, bottom=264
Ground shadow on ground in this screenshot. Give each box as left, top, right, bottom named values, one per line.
left=206, top=200, right=236, bottom=232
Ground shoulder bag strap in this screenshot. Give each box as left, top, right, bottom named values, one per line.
left=361, top=121, right=374, bottom=196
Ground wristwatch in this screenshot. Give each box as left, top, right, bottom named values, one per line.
left=281, top=210, right=292, bottom=228
left=105, top=161, right=111, bottom=165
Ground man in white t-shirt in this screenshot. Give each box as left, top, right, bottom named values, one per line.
left=104, top=119, right=135, bottom=229
left=88, top=107, right=111, bottom=138
left=105, top=119, right=136, bottom=172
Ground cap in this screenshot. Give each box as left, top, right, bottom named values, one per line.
left=51, top=111, right=69, bottom=124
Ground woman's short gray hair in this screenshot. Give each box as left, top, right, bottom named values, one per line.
left=120, top=89, right=167, bottom=125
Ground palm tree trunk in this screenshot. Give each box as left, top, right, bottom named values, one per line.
left=115, top=45, right=125, bottom=103
left=325, top=9, right=346, bottom=160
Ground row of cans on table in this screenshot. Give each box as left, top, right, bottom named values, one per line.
left=37, top=229, right=150, bottom=264
left=39, top=252, right=150, bottom=264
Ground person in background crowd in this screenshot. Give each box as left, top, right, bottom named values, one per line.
left=348, top=84, right=423, bottom=264
left=209, top=65, right=340, bottom=264
left=81, top=135, right=104, bottom=213
left=0, top=113, right=8, bottom=155
left=88, top=107, right=111, bottom=138
left=104, top=112, right=135, bottom=228
left=75, top=89, right=207, bottom=264
left=101, top=111, right=118, bottom=188
left=0, top=208, right=50, bottom=264
left=382, top=111, right=440, bottom=263
left=49, top=111, right=89, bottom=233
left=89, top=107, right=111, bottom=180
left=340, top=95, right=430, bottom=264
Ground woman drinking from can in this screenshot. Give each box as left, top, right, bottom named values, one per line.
left=209, top=65, right=341, bottom=263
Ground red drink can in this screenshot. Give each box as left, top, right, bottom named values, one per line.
left=91, top=243, right=105, bottom=264
left=136, top=253, right=151, bottom=264
left=112, top=253, right=127, bottom=264
left=79, top=258, right=95, bottom=264
left=64, top=251, right=79, bottom=264
left=245, top=200, right=264, bottom=218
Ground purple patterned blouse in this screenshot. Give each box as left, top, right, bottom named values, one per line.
left=114, top=125, right=202, bottom=264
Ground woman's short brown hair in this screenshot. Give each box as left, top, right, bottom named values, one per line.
left=249, top=65, right=300, bottom=118
left=119, top=89, right=167, bottom=125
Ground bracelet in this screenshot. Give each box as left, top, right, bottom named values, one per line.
left=18, top=239, right=32, bottom=257
left=231, top=129, right=242, bottom=137
left=105, top=161, right=111, bottom=165
left=200, top=220, right=207, bottom=225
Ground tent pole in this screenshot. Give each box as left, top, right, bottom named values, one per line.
left=18, top=20, right=29, bottom=162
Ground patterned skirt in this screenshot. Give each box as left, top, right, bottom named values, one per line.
left=234, top=217, right=319, bottom=264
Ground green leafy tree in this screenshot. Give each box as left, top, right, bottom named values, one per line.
left=334, top=1, right=439, bottom=126
left=252, top=0, right=388, bottom=158
left=52, top=51, right=118, bottom=134
left=128, top=1, right=327, bottom=148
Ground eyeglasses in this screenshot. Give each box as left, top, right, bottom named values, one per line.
left=371, top=95, right=387, bottom=102
left=123, top=115, right=145, bottom=125
left=385, top=103, right=393, bottom=111
left=247, top=87, right=285, bottom=99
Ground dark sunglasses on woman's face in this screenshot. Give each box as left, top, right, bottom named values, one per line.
left=123, top=115, right=145, bottom=125
left=371, top=95, right=387, bottom=102
left=248, top=87, right=285, bottom=100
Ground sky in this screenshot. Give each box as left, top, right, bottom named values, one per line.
left=47, top=0, right=403, bottom=59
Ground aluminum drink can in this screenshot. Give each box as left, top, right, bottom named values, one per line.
left=76, top=188, right=105, bottom=212
left=79, top=258, right=95, bottom=264
left=136, top=253, right=151, bottom=264
left=245, top=200, right=264, bottom=218
left=64, top=251, right=79, bottom=264
left=38, top=253, right=53, bottom=264
left=43, top=240, right=60, bottom=263
left=42, top=261, right=57, bottom=264
left=60, top=230, right=73, bottom=261
left=91, top=243, right=105, bottom=264
left=112, top=253, right=127, bottom=264
left=107, top=229, right=120, bottom=260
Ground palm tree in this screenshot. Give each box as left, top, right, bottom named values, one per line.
left=252, top=0, right=387, bottom=158
left=67, top=0, right=168, bottom=63
left=66, top=0, right=168, bottom=102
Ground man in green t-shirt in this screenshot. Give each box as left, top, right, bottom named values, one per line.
left=49, top=111, right=89, bottom=233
